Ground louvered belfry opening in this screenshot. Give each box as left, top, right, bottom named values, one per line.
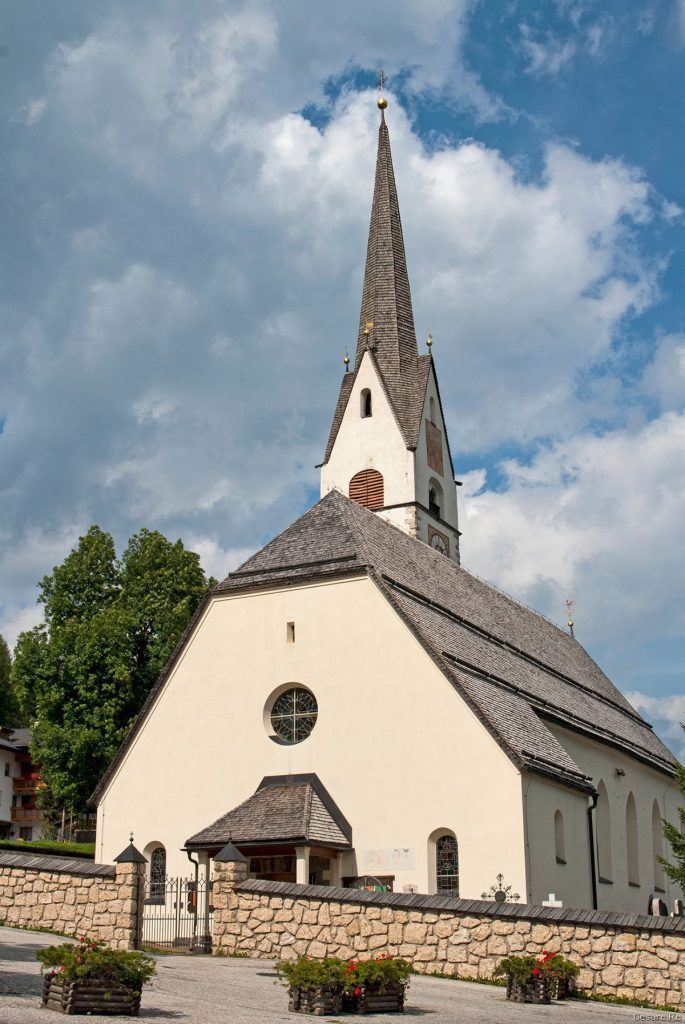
left=349, top=469, right=384, bottom=510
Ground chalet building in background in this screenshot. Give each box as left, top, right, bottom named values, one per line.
left=0, top=727, right=48, bottom=841
left=92, top=96, right=682, bottom=915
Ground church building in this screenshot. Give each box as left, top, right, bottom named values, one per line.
left=93, top=96, right=682, bottom=914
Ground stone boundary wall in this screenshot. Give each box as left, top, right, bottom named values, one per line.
left=212, top=866, right=685, bottom=1009
left=0, top=851, right=143, bottom=950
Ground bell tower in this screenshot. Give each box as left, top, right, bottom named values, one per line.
left=320, top=89, right=460, bottom=563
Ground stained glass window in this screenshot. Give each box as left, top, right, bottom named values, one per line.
left=150, top=846, right=166, bottom=900
left=436, top=834, right=458, bottom=894
left=270, top=687, right=318, bottom=744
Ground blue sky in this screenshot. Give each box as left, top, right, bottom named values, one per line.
left=1, top=0, right=684, bottom=752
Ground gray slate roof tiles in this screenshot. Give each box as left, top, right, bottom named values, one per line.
left=185, top=775, right=351, bottom=850
left=218, top=490, right=676, bottom=784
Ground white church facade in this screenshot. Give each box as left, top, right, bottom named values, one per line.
left=93, top=98, right=682, bottom=915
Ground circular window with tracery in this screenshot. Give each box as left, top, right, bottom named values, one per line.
left=270, top=687, right=318, bottom=744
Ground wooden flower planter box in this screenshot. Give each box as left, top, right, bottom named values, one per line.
left=42, top=975, right=141, bottom=1016
left=551, top=977, right=574, bottom=1001
left=505, top=976, right=550, bottom=1004
left=288, top=984, right=343, bottom=1016
left=342, top=981, right=406, bottom=1014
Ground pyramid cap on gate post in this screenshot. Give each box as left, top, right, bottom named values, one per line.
left=113, top=834, right=147, bottom=864
left=213, top=841, right=247, bottom=864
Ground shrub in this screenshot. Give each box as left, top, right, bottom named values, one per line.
left=343, top=953, right=412, bottom=992
left=37, top=937, right=156, bottom=993
left=274, top=956, right=346, bottom=991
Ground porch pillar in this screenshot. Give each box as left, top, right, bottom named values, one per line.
left=295, top=845, right=310, bottom=884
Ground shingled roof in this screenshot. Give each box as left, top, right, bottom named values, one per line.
left=321, top=111, right=440, bottom=464
left=185, top=774, right=352, bottom=851
left=219, top=490, right=676, bottom=788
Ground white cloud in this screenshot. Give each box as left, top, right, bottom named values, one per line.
left=461, top=408, right=685, bottom=645
left=642, top=333, right=685, bottom=411
left=520, top=26, right=577, bottom=76
left=625, top=692, right=685, bottom=761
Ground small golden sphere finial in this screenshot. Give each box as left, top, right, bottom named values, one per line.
left=343, top=351, right=350, bottom=371
left=377, top=69, right=388, bottom=111
left=426, top=331, right=433, bottom=349
left=363, top=320, right=374, bottom=338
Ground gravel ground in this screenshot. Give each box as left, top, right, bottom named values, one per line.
left=0, top=926, right=666, bottom=1024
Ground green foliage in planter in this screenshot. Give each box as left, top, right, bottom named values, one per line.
left=37, top=937, right=156, bottom=991
left=343, top=954, right=412, bottom=992
left=494, top=955, right=538, bottom=987
left=494, top=951, right=579, bottom=992
left=274, top=956, right=346, bottom=991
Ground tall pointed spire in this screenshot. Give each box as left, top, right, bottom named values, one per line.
left=355, top=102, right=419, bottom=394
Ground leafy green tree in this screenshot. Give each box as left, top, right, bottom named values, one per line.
left=0, top=633, right=20, bottom=726
left=11, top=526, right=214, bottom=812
left=661, top=755, right=685, bottom=889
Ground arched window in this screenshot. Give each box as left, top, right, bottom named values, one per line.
left=349, top=469, right=384, bottom=510
left=554, top=810, right=566, bottom=864
left=360, top=389, right=372, bottom=418
left=150, top=846, right=166, bottom=901
left=435, top=833, right=459, bottom=894
left=626, top=791, right=639, bottom=885
left=429, top=397, right=436, bottom=424
left=652, top=799, right=665, bottom=891
left=428, top=478, right=443, bottom=519
left=596, top=780, right=612, bottom=882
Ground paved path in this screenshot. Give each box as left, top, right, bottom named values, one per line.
left=0, top=926, right=665, bottom=1024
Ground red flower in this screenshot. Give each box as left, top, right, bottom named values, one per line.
left=532, top=968, right=540, bottom=976
left=354, top=987, right=362, bottom=997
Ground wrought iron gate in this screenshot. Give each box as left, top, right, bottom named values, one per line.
left=142, top=876, right=213, bottom=952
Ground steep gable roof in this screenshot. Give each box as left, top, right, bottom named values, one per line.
left=93, top=491, right=675, bottom=806
left=218, top=490, right=675, bottom=786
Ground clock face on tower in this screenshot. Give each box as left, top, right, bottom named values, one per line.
left=428, top=526, right=449, bottom=556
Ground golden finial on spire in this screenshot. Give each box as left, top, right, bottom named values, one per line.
left=377, top=69, right=388, bottom=110
left=363, top=320, right=374, bottom=338
left=343, top=349, right=350, bottom=372
left=426, top=331, right=433, bottom=349
left=565, top=599, right=575, bottom=638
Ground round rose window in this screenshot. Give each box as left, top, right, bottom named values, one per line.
left=270, top=687, right=318, bottom=744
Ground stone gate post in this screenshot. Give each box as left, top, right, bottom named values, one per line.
left=211, top=841, right=248, bottom=955
left=113, top=839, right=147, bottom=950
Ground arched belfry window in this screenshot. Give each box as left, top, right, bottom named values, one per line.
left=428, top=478, right=443, bottom=519
left=554, top=810, right=566, bottom=864
left=361, top=389, right=372, bottom=418
left=626, top=791, right=639, bottom=885
left=435, top=833, right=459, bottom=894
left=349, top=469, right=384, bottom=510
left=596, top=780, right=612, bottom=882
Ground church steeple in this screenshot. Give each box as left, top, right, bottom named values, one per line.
left=355, top=104, right=419, bottom=395
left=320, top=92, right=461, bottom=563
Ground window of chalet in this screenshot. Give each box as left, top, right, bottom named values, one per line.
left=349, top=469, right=384, bottom=510
left=360, top=388, right=372, bottom=418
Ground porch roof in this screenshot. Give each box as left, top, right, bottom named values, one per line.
left=185, top=774, right=352, bottom=852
